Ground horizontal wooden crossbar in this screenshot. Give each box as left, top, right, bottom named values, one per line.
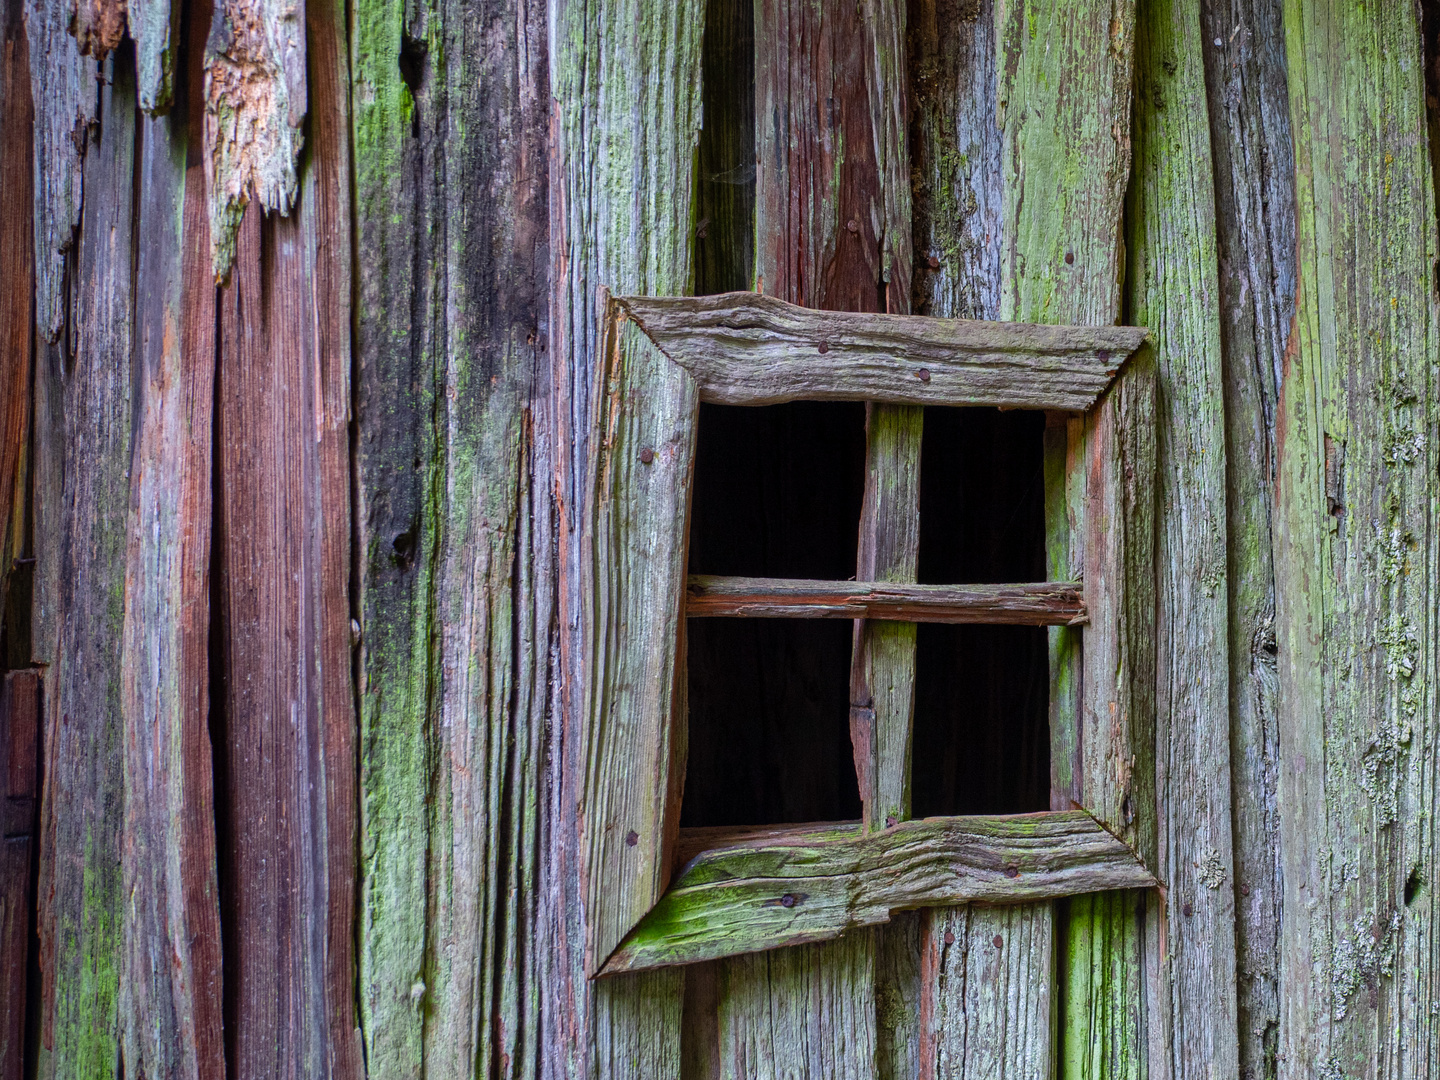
left=685, top=575, right=1087, bottom=626
left=618, top=292, right=1148, bottom=411
left=601, top=811, right=1157, bottom=974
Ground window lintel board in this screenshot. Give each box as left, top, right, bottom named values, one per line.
left=581, top=288, right=1158, bottom=978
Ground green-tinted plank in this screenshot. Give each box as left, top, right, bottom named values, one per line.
left=1128, top=0, right=1239, bottom=1075
left=1277, top=2, right=1440, bottom=1076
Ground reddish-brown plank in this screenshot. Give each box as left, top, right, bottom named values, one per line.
left=1, top=673, right=39, bottom=1080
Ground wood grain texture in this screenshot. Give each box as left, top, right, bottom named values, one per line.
left=351, top=0, right=549, bottom=1069
left=203, top=0, right=307, bottom=277
left=1200, top=0, right=1293, bottom=1074
left=36, top=52, right=134, bottom=1080
left=1129, top=1, right=1239, bottom=1076
left=24, top=0, right=95, bottom=340
left=1, top=0, right=32, bottom=625
left=582, top=298, right=699, bottom=975
left=686, top=576, right=1086, bottom=624
left=547, top=0, right=705, bottom=1071
left=214, top=81, right=356, bottom=1073
left=606, top=813, right=1158, bottom=973
left=920, top=904, right=1053, bottom=1080
left=620, top=292, right=1147, bottom=410
left=716, top=932, right=878, bottom=1080
left=118, top=9, right=224, bottom=1074
left=1, top=673, right=39, bottom=1080
left=70, top=0, right=176, bottom=111
left=1277, top=3, right=1440, bottom=1077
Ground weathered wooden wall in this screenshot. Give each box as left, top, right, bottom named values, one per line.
left=3, top=0, right=1440, bottom=1077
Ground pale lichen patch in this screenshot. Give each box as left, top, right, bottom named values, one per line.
left=1330, top=909, right=1401, bottom=1021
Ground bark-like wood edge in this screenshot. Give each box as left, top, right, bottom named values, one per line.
left=616, top=292, right=1149, bottom=411
left=686, top=575, right=1087, bottom=625
left=600, top=811, right=1157, bottom=975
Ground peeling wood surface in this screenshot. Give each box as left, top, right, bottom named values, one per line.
left=118, top=8, right=224, bottom=1074
left=608, top=813, right=1157, bottom=974
left=203, top=0, right=308, bottom=278
left=621, top=292, right=1147, bottom=411
left=1, top=673, right=39, bottom=1080
left=1130, top=0, right=1240, bottom=1075
left=686, top=576, right=1086, bottom=625
left=1200, top=0, right=1293, bottom=1074
left=24, top=0, right=95, bottom=340
left=1276, top=3, right=1440, bottom=1077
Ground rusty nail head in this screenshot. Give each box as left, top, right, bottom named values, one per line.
left=917, top=368, right=931, bottom=384
left=639, top=447, right=655, bottom=465
left=780, top=893, right=798, bottom=908
left=818, top=341, right=829, bottom=354
left=1182, top=902, right=1194, bottom=917
left=944, top=931, right=955, bottom=945
left=625, top=830, right=639, bottom=847
left=847, top=218, right=860, bottom=233
left=1004, top=864, right=1020, bottom=879
left=1097, top=349, right=1111, bottom=363
left=885, top=815, right=897, bottom=828
left=992, top=935, right=1004, bottom=949
left=927, top=255, right=941, bottom=270
left=1065, top=251, right=1075, bottom=265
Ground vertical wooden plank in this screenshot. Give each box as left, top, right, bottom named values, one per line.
left=355, top=0, right=551, bottom=1068
left=1128, top=2, right=1239, bottom=1077
left=1, top=672, right=40, bottom=1080
left=0, top=0, right=32, bottom=618
left=23, top=0, right=95, bottom=342
left=119, top=4, right=225, bottom=1074
left=36, top=50, right=134, bottom=1080
left=214, top=25, right=357, bottom=1061
left=718, top=933, right=878, bottom=1080
left=1199, top=0, right=1293, bottom=1075
left=1277, top=3, right=1440, bottom=1079
left=920, top=905, right=1053, bottom=1079
left=547, top=0, right=705, bottom=1074
left=992, top=2, right=1144, bottom=1080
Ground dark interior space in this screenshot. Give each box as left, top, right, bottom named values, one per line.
left=682, top=402, right=866, bottom=827
left=912, top=407, right=1051, bottom=816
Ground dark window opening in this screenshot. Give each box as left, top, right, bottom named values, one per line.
left=683, top=402, right=866, bottom=827
left=912, top=407, right=1050, bottom=815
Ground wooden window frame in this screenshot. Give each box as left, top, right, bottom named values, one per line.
left=581, top=290, right=1158, bottom=978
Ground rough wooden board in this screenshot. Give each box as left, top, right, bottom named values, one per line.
left=1199, top=0, right=1292, bottom=1074
left=1277, top=2, right=1440, bottom=1076
left=203, top=0, right=307, bottom=278
left=24, top=0, right=95, bottom=340
left=875, top=910, right=921, bottom=1080
left=1060, top=891, right=1151, bottom=1080
left=0, top=673, right=39, bottom=1080
left=605, top=813, right=1158, bottom=973
left=687, top=576, right=1086, bottom=624
left=920, top=904, right=1053, bottom=1079
left=546, top=0, right=705, bottom=1070
left=620, top=292, right=1147, bottom=410
left=36, top=52, right=133, bottom=1080
left=0, top=1, right=33, bottom=625
left=69, top=0, right=125, bottom=62
left=583, top=302, right=700, bottom=976
left=716, top=932, right=878, bottom=1080
left=1128, top=1, right=1239, bottom=1076
left=118, top=11, right=224, bottom=1074
left=215, top=173, right=355, bottom=1075
left=693, top=0, right=755, bottom=297
left=129, top=0, right=177, bottom=111
left=992, top=1, right=1148, bottom=1077
left=592, top=969, right=686, bottom=1078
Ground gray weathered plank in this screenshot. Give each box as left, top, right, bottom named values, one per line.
left=1129, top=1, right=1240, bottom=1076
left=582, top=296, right=700, bottom=975
left=686, top=576, right=1085, bottom=625
left=606, top=813, right=1158, bottom=973
left=1276, top=3, right=1440, bottom=1078
left=37, top=50, right=134, bottom=1080
left=118, top=9, right=225, bottom=1073
left=620, top=292, right=1147, bottom=411
left=547, top=0, right=706, bottom=1070
left=1200, top=0, right=1292, bottom=1073
left=24, top=0, right=95, bottom=340
left=203, top=0, right=308, bottom=278
left=920, top=904, right=1053, bottom=1080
